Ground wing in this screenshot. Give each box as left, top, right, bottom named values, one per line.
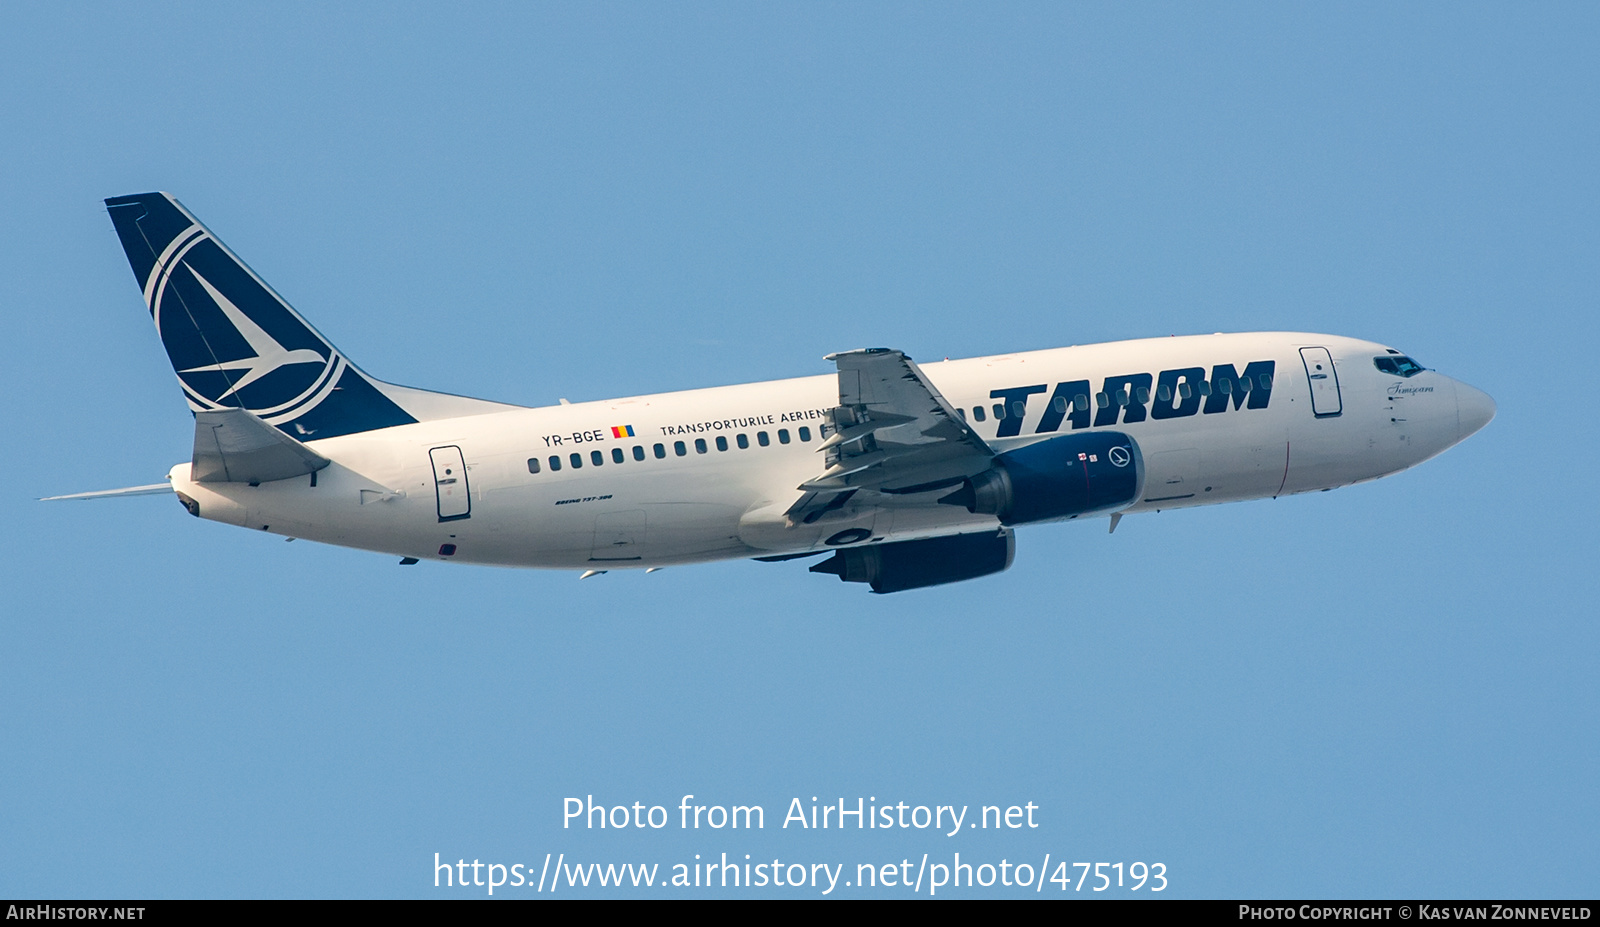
left=784, top=348, right=995, bottom=525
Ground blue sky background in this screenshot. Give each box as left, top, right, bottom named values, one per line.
left=2, top=3, right=1595, bottom=898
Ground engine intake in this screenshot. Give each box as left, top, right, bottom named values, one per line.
left=940, top=432, right=1143, bottom=525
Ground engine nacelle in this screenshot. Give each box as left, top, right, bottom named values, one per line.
left=809, top=530, right=1015, bottom=594
left=940, top=432, right=1143, bottom=525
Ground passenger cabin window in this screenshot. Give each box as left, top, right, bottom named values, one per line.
left=1053, top=396, right=1068, bottom=413
left=715, top=436, right=728, bottom=452
left=736, top=434, right=749, bottom=449
left=633, top=446, right=646, bottom=461
left=674, top=441, right=687, bottom=457
left=654, top=443, right=667, bottom=459
left=972, top=406, right=986, bottom=422
left=1095, top=392, right=1110, bottom=409
left=992, top=404, right=1004, bottom=419
left=591, top=450, right=604, bottom=466
left=1135, top=386, right=1150, bottom=404
left=778, top=429, right=791, bottom=444
left=527, top=458, right=540, bottom=474
left=613, top=447, right=625, bottom=464
left=1373, top=355, right=1425, bottom=377
left=799, top=427, right=812, bottom=442
left=1074, top=394, right=1090, bottom=412
left=548, top=455, right=562, bottom=471
left=695, top=438, right=708, bottom=454
left=757, top=431, right=770, bottom=446
left=569, top=453, right=583, bottom=469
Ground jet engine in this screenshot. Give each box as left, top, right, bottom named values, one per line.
left=939, top=432, right=1143, bottom=525
left=809, top=530, right=1015, bottom=594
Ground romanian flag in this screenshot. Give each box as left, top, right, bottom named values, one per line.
left=611, top=425, right=635, bottom=438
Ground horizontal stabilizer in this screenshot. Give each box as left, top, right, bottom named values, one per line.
left=192, top=408, right=329, bottom=483
left=41, top=483, right=172, bottom=501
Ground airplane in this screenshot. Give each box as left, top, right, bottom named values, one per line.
left=47, top=192, right=1496, bottom=593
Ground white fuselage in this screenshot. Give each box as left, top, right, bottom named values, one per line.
left=168, top=332, right=1491, bottom=569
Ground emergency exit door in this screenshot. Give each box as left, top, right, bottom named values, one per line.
left=1299, top=347, right=1343, bottom=417
left=429, top=446, right=471, bottom=521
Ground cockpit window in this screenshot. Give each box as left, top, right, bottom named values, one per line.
left=1373, top=355, right=1426, bottom=377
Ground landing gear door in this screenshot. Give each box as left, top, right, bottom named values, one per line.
left=429, top=446, right=471, bottom=521
left=1300, top=347, right=1343, bottom=417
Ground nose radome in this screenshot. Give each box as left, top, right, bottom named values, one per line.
left=1455, top=381, right=1496, bottom=439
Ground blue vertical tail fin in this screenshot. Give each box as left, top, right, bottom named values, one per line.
left=105, top=192, right=516, bottom=440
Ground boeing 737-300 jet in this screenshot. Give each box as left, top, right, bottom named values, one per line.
left=48, top=192, right=1496, bottom=593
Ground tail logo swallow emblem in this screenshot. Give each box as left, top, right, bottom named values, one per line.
left=147, top=230, right=343, bottom=419
left=177, top=268, right=326, bottom=394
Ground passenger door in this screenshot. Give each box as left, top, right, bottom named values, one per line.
left=1299, top=347, right=1343, bottom=417
left=429, top=446, right=471, bottom=521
